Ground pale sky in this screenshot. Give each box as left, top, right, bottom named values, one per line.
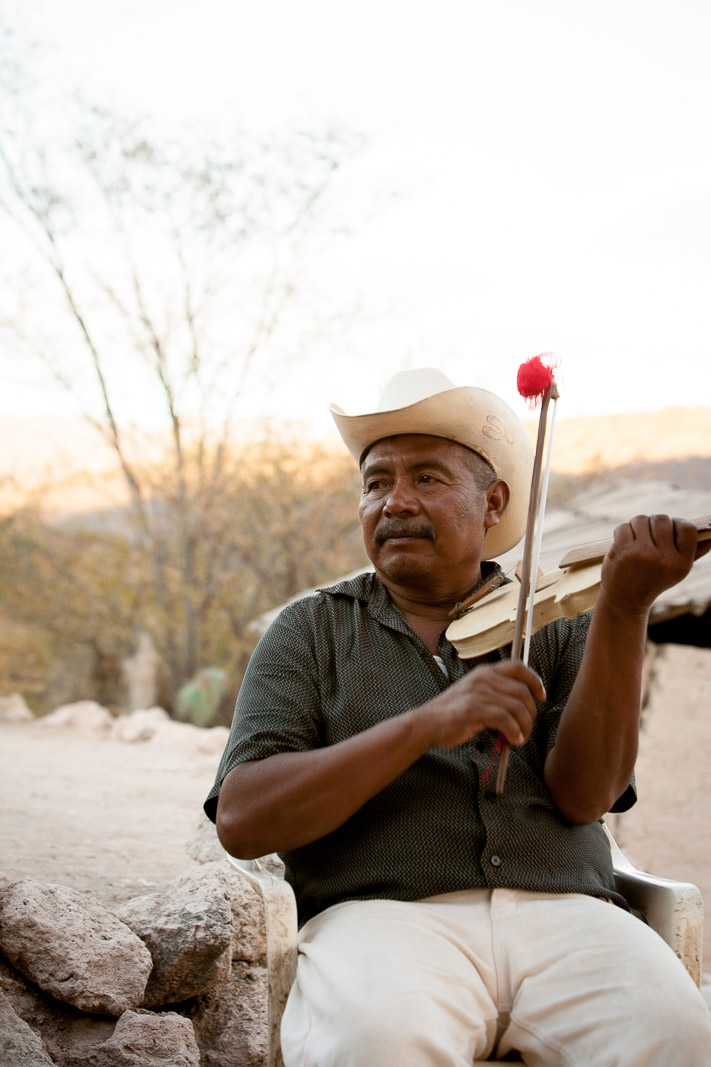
left=4, top=0, right=711, bottom=439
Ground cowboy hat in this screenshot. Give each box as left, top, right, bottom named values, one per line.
left=330, top=367, right=533, bottom=557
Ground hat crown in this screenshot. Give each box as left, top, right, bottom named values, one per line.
left=330, top=366, right=534, bottom=557
left=376, top=368, right=455, bottom=412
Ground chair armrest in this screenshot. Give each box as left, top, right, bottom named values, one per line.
left=604, top=824, right=704, bottom=986
left=226, top=855, right=298, bottom=1067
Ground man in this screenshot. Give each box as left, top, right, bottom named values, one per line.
left=206, top=368, right=711, bottom=1066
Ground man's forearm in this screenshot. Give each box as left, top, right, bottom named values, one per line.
left=218, top=657, right=546, bottom=856
left=216, top=709, right=432, bottom=858
left=544, top=593, right=648, bottom=824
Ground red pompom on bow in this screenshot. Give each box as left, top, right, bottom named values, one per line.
left=517, top=354, right=556, bottom=407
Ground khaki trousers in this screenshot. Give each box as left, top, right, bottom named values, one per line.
left=281, top=889, right=711, bottom=1067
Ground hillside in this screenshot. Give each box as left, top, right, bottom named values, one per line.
left=1, top=407, right=710, bottom=522
left=536, top=406, right=710, bottom=476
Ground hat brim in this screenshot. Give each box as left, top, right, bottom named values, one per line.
left=331, top=385, right=533, bottom=558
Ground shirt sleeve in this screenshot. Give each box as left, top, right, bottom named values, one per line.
left=203, top=600, right=323, bottom=822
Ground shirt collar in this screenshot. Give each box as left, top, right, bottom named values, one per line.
left=318, top=562, right=506, bottom=635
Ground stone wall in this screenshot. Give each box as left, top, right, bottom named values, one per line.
left=0, top=709, right=270, bottom=1067
left=0, top=844, right=268, bottom=1065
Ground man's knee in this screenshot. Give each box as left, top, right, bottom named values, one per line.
left=623, top=975, right=711, bottom=1057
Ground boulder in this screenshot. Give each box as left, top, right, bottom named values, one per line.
left=196, top=725, right=230, bottom=755
left=0, top=880, right=152, bottom=1015
left=184, top=825, right=268, bottom=963
left=187, top=961, right=267, bottom=1067
left=0, top=988, right=57, bottom=1066
left=0, top=692, right=34, bottom=723
left=111, top=707, right=169, bottom=744
left=185, top=813, right=225, bottom=866
left=0, top=955, right=118, bottom=1067
left=36, top=701, right=114, bottom=735
left=149, top=719, right=213, bottom=755
left=221, top=864, right=268, bottom=966
left=85, top=1009, right=201, bottom=1066
left=115, top=864, right=233, bottom=1007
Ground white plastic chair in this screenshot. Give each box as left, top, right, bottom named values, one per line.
left=227, top=824, right=704, bottom=1067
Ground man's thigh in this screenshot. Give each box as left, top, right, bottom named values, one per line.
left=493, top=891, right=711, bottom=1067
left=281, top=891, right=711, bottom=1067
left=281, top=893, right=501, bottom=1067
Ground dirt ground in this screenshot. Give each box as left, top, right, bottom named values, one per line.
left=0, top=717, right=221, bottom=907
left=1, top=643, right=710, bottom=976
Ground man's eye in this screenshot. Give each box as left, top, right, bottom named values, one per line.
left=418, top=473, right=436, bottom=484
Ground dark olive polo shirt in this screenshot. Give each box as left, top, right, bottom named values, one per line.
left=205, top=569, right=635, bottom=924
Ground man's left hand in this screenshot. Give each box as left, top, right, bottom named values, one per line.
left=600, top=514, right=708, bottom=616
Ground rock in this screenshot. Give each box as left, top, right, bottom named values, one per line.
left=111, top=707, right=169, bottom=744
left=111, top=710, right=228, bottom=754
left=0, top=988, right=57, bottom=1066
left=196, top=725, right=230, bottom=755
left=0, top=692, right=34, bottom=723
left=183, top=827, right=268, bottom=963
left=86, top=1009, right=201, bottom=1066
left=185, top=813, right=225, bottom=866
left=0, top=956, right=117, bottom=1067
left=36, top=701, right=114, bottom=735
left=115, top=864, right=234, bottom=1007
left=701, top=981, right=711, bottom=1015
left=187, top=961, right=268, bottom=1067
left=150, top=719, right=211, bottom=754
left=221, top=864, right=268, bottom=967
left=0, top=880, right=152, bottom=1015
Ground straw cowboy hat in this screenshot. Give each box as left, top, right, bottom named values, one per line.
left=330, top=368, right=533, bottom=557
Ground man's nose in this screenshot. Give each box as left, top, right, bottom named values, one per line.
left=383, top=480, right=420, bottom=514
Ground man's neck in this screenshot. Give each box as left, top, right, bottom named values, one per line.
left=378, top=568, right=490, bottom=654
left=379, top=563, right=502, bottom=618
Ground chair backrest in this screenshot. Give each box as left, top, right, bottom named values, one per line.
left=603, top=823, right=704, bottom=985
left=227, top=856, right=296, bottom=1067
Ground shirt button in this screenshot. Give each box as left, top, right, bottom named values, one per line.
left=490, top=855, right=502, bottom=867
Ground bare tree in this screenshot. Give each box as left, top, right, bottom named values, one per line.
left=1, top=77, right=367, bottom=699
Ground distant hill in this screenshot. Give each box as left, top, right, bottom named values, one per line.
left=1, top=407, right=709, bottom=522
left=531, top=406, right=710, bottom=475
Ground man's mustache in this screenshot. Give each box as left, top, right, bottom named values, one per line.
left=373, top=522, right=436, bottom=546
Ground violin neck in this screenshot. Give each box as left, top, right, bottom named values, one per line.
left=558, top=515, right=711, bottom=570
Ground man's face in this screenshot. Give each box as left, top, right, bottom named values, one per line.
left=359, top=434, right=505, bottom=597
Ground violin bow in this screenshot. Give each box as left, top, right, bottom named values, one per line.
left=495, top=355, right=559, bottom=794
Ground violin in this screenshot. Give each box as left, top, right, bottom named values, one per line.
left=446, top=515, right=711, bottom=660
left=475, top=354, right=707, bottom=794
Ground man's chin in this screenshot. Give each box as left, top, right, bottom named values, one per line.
left=374, top=556, right=432, bottom=588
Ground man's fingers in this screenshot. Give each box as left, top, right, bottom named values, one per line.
left=694, top=538, right=711, bottom=562
left=473, top=667, right=545, bottom=743
left=495, top=660, right=547, bottom=701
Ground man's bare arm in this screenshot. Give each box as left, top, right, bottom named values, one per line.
left=545, top=515, right=709, bottom=824
left=216, top=659, right=544, bottom=858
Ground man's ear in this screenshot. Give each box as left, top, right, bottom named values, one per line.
left=484, top=479, right=510, bottom=528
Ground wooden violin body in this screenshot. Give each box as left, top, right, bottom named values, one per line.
left=446, top=516, right=711, bottom=660
left=446, top=560, right=603, bottom=658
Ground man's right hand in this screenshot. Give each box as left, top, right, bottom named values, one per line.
left=413, top=660, right=545, bottom=751
left=217, top=660, right=545, bottom=859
